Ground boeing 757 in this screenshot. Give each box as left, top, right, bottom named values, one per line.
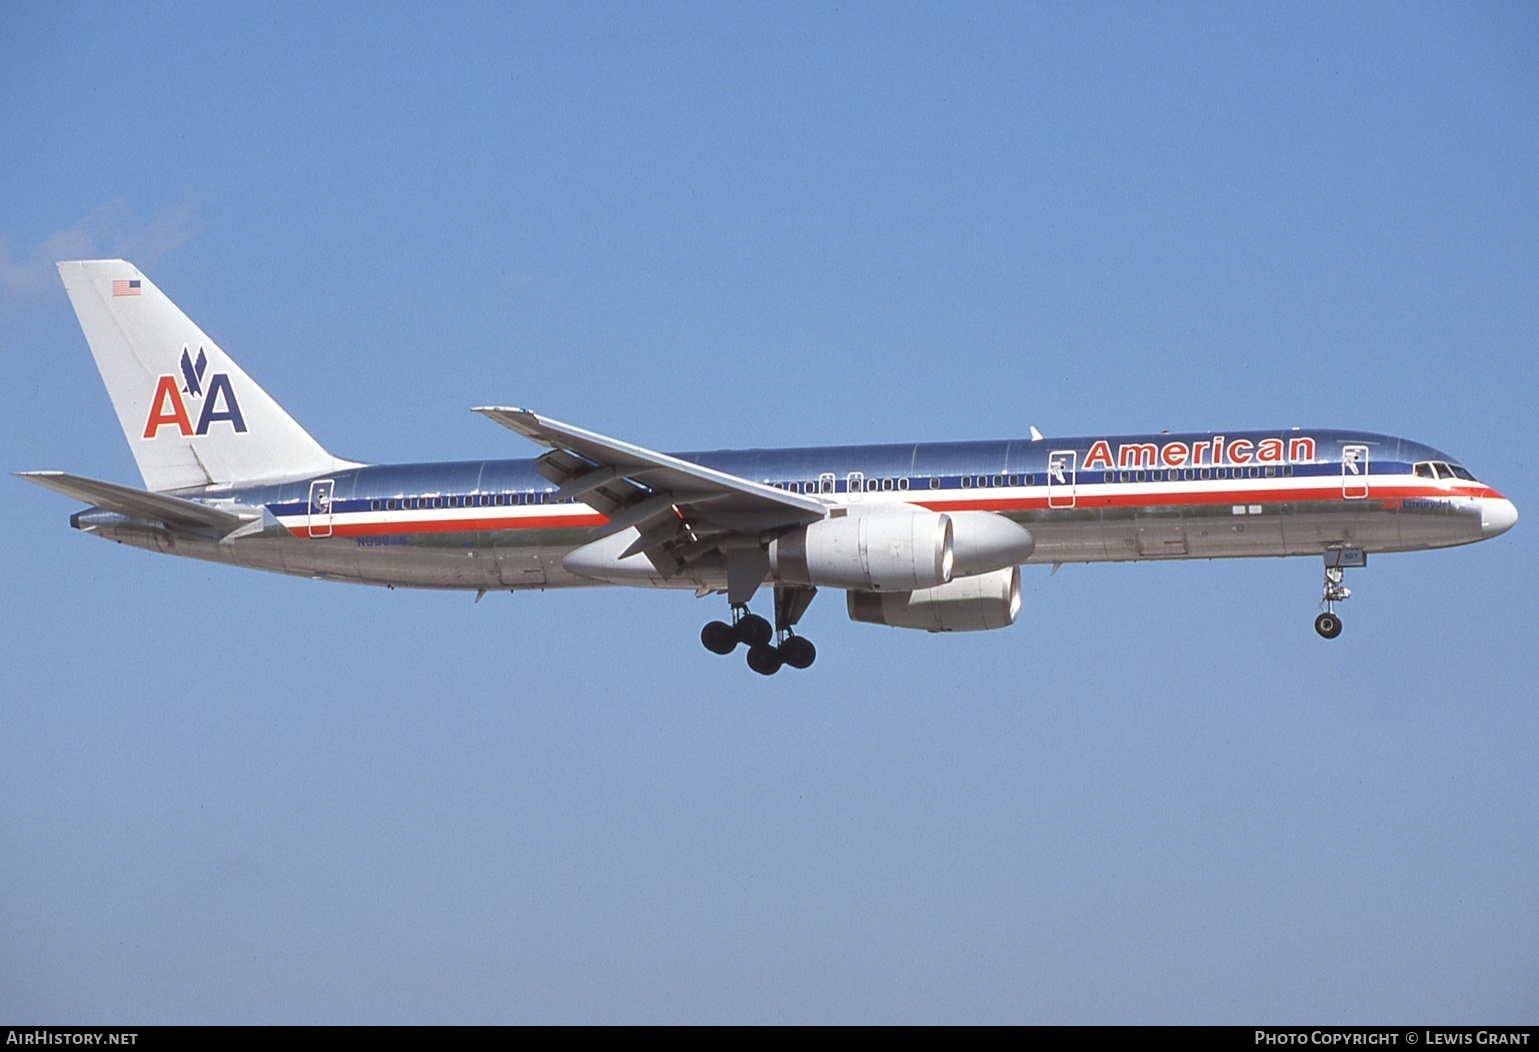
left=18, top=261, right=1518, bottom=674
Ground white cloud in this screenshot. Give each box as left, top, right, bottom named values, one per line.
left=0, top=200, right=196, bottom=309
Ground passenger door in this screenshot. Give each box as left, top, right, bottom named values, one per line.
left=1341, top=445, right=1369, bottom=500
left=1047, top=450, right=1077, bottom=509
left=307, top=479, right=335, bottom=537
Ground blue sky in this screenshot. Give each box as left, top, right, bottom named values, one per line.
left=2, top=2, right=1535, bottom=1023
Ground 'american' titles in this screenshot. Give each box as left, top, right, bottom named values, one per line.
left=1083, top=435, right=1316, bottom=471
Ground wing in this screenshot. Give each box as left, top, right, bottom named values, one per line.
left=473, top=406, right=827, bottom=573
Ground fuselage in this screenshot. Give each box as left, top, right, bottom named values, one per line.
left=75, top=427, right=1517, bottom=594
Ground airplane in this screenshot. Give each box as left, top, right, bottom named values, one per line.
left=19, top=260, right=1519, bottom=674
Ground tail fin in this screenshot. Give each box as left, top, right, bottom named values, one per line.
left=57, top=260, right=357, bottom=492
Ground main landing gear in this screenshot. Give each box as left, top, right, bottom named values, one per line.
left=1315, top=549, right=1364, bottom=640
left=700, top=585, right=818, bottom=675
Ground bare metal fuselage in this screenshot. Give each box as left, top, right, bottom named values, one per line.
left=72, top=428, right=1508, bottom=594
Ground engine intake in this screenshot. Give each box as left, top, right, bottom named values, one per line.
left=948, top=512, right=1035, bottom=576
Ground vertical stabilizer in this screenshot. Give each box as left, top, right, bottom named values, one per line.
left=57, top=260, right=356, bottom=492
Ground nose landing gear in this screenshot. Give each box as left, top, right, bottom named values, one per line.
left=1315, top=549, right=1364, bottom=639
left=700, top=585, right=818, bottom=674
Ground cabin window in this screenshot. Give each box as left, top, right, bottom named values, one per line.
left=929, top=477, right=940, bottom=490
left=898, top=477, right=910, bottom=491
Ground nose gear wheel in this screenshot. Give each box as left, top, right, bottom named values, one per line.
left=1315, top=553, right=1359, bottom=639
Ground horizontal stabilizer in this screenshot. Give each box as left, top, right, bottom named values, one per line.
left=15, top=471, right=255, bottom=530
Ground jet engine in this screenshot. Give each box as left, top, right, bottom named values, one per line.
left=769, top=509, right=953, bottom=590
left=846, top=565, right=1021, bottom=632
left=947, top=511, right=1035, bottom=575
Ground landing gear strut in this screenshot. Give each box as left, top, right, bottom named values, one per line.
left=699, top=585, right=818, bottom=674
left=1315, top=549, right=1364, bottom=639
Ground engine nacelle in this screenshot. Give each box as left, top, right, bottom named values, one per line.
left=770, top=510, right=953, bottom=590
left=846, top=565, right=1021, bottom=632
left=947, top=512, right=1035, bottom=576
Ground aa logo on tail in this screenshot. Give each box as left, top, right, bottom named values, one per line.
left=143, top=347, right=248, bottom=438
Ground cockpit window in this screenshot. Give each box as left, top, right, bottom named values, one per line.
left=1419, top=460, right=1480, bottom=482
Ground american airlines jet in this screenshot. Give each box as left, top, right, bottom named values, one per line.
left=20, top=261, right=1518, bottom=674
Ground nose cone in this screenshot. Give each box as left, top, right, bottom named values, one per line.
left=1482, top=496, right=1518, bottom=539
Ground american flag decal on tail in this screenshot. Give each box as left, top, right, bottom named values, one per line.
left=111, top=279, right=141, bottom=297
